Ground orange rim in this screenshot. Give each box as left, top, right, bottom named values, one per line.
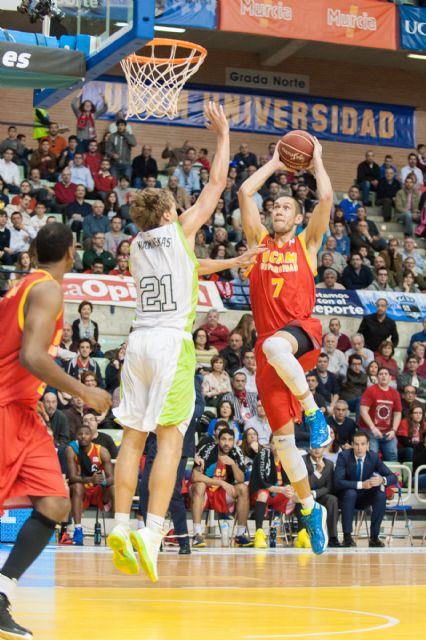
left=125, top=38, right=207, bottom=66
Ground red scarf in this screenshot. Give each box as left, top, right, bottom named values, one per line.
left=77, top=111, right=95, bottom=137
left=234, top=389, right=248, bottom=407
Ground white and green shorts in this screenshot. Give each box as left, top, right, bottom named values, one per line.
left=112, top=328, right=196, bottom=434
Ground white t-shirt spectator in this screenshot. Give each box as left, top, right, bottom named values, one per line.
left=400, top=165, right=423, bottom=186
left=0, top=159, right=20, bottom=186
left=244, top=415, right=272, bottom=446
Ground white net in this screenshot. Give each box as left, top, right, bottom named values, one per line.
left=120, top=38, right=207, bottom=121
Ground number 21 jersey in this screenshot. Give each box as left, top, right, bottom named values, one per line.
left=131, top=222, right=199, bottom=333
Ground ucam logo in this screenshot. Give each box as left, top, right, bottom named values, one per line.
left=404, top=20, right=426, bottom=37
left=1, top=51, right=31, bottom=69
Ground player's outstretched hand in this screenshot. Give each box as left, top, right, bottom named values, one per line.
left=312, top=136, right=323, bottom=160
left=233, top=245, right=266, bottom=269
left=271, top=142, right=288, bottom=172
left=82, top=387, right=112, bottom=414
left=204, top=101, right=229, bottom=137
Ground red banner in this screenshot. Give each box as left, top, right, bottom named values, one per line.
left=219, top=0, right=397, bottom=50
left=63, top=274, right=225, bottom=311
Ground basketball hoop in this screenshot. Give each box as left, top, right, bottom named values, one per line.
left=120, top=38, right=207, bottom=121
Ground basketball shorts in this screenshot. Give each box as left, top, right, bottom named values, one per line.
left=83, top=485, right=108, bottom=510
left=113, top=328, right=196, bottom=434
left=203, top=487, right=235, bottom=514
left=0, top=403, right=69, bottom=515
left=250, top=489, right=289, bottom=514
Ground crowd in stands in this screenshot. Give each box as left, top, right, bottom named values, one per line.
left=1, top=103, right=426, bottom=548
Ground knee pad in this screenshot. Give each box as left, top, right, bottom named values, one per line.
left=273, top=434, right=307, bottom=483
left=262, top=335, right=292, bottom=362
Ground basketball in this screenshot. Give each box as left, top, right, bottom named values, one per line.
left=277, top=130, right=314, bottom=171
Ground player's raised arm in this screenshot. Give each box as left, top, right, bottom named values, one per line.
left=238, top=147, right=285, bottom=248
left=20, top=281, right=111, bottom=413
left=197, top=246, right=264, bottom=275
left=303, top=137, right=333, bottom=253
left=179, top=102, right=229, bottom=243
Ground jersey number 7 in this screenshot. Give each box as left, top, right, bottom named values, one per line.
left=271, top=278, right=284, bottom=298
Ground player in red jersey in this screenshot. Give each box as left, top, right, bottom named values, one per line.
left=238, top=138, right=333, bottom=555
left=0, top=223, right=111, bottom=640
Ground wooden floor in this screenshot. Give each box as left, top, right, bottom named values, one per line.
left=1, top=544, right=425, bottom=640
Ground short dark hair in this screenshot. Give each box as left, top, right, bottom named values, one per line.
left=348, top=354, right=362, bottom=365
left=318, top=352, right=329, bottom=360
left=76, top=424, right=91, bottom=433
left=352, top=429, right=369, bottom=443
left=218, top=428, right=235, bottom=440
left=68, top=135, right=78, bottom=142
left=35, top=223, right=73, bottom=264
left=8, top=125, right=16, bottom=131
left=78, top=300, right=93, bottom=314
left=79, top=338, right=92, bottom=347
left=214, top=420, right=229, bottom=433
left=116, top=118, right=126, bottom=126
left=377, top=366, right=390, bottom=375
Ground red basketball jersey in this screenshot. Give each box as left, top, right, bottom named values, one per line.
left=0, top=270, right=63, bottom=408
left=248, top=232, right=321, bottom=347
left=73, top=443, right=104, bottom=487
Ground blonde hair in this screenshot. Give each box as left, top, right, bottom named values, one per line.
left=131, top=188, right=175, bottom=231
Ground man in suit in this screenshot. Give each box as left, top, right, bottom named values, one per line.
left=300, top=447, right=341, bottom=547
left=334, top=430, right=397, bottom=548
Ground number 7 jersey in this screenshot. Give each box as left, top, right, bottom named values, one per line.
left=130, top=222, right=199, bottom=333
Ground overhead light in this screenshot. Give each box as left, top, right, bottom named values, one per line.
left=114, top=22, right=129, bottom=27
left=154, top=25, right=186, bottom=34
left=407, top=53, right=426, bottom=60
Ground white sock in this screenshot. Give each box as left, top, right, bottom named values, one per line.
left=0, top=574, right=17, bottom=605
left=262, top=336, right=318, bottom=411
left=236, top=525, right=246, bottom=536
left=301, top=495, right=315, bottom=511
left=273, top=435, right=308, bottom=484
left=75, top=524, right=82, bottom=530
left=137, top=519, right=145, bottom=530
left=193, top=523, right=202, bottom=535
left=146, top=513, right=164, bottom=534
left=115, top=512, right=130, bottom=529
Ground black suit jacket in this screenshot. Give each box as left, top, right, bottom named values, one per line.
left=303, top=455, right=334, bottom=499
left=334, top=449, right=397, bottom=492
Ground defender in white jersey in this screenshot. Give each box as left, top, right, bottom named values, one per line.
left=108, top=103, right=230, bottom=582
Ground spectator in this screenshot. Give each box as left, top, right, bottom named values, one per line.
left=327, top=400, right=356, bottom=448
left=105, top=119, right=136, bottom=180
left=109, top=253, right=130, bottom=278
left=71, top=93, right=108, bottom=150
left=328, top=318, right=351, bottom=353
left=372, top=255, right=397, bottom=289
left=367, top=267, right=394, bottom=292
left=332, top=220, right=350, bottom=256
left=82, top=231, right=115, bottom=273
left=417, top=143, right=426, bottom=174
left=297, top=447, right=341, bottom=547
left=322, top=333, right=347, bottom=378
left=4, top=212, right=35, bottom=263
left=234, top=313, right=256, bottom=350
left=197, top=147, right=210, bottom=170
left=174, top=159, right=200, bottom=195
left=206, top=400, right=242, bottom=442
left=43, top=391, right=70, bottom=447
left=235, top=350, right=257, bottom=394
left=83, top=139, right=103, bottom=176
left=194, top=229, right=209, bottom=259
left=397, top=269, right=420, bottom=294
left=66, top=184, right=92, bottom=239
left=104, top=216, right=129, bottom=256
left=82, top=201, right=110, bottom=240
left=114, top=174, right=131, bottom=207
left=71, top=300, right=100, bottom=355
left=379, top=153, right=397, bottom=179
left=356, top=150, right=380, bottom=205
left=339, top=352, right=368, bottom=419
left=334, top=430, right=397, bottom=547
left=228, top=268, right=251, bottom=309
left=396, top=404, right=425, bottom=463
left=54, top=167, right=77, bottom=207
left=202, top=355, right=232, bottom=406
left=220, top=330, right=247, bottom=375
left=29, top=138, right=57, bottom=180
left=376, top=167, right=401, bottom=221
left=192, top=328, right=219, bottom=369
left=0, top=126, right=26, bottom=165
left=104, top=191, right=120, bottom=220
left=0, top=148, right=21, bottom=192
left=28, top=167, right=54, bottom=205
left=58, top=135, right=79, bottom=170
left=346, top=334, right=374, bottom=372
left=59, top=322, right=77, bottom=354
left=395, top=176, right=420, bottom=237
left=401, top=237, right=424, bottom=273
left=240, top=428, right=262, bottom=480
left=413, top=430, right=426, bottom=492
left=306, top=374, right=327, bottom=413
left=350, top=221, right=379, bottom=260
left=0, top=210, right=11, bottom=263
left=358, top=298, right=399, bottom=352
left=105, top=342, right=127, bottom=395
left=165, top=174, right=191, bottom=214
left=47, top=122, right=67, bottom=157
left=318, top=237, right=347, bottom=274
left=82, top=411, right=118, bottom=460
left=233, top=143, right=257, bottom=174
left=10, top=181, right=36, bottom=212
left=191, top=428, right=251, bottom=548
left=62, top=396, right=84, bottom=440
left=200, top=309, right=230, bottom=352
left=366, top=360, right=379, bottom=386
left=7, top=251, right=33, bottom=288
left=131, top=145, right=158, bottom=188
left=341, top=253, right=373, bottom=290
left=379, top=238, right=403, bottom=281
left=66, top=338, right=104, bottom=387
left=398, top=355, right=426, bottom=402
left=401, top=384, right=421, bottom=420
left=223, top=372, right=258, bottom=426
left=93, top=158, right=116, bottom=197
left=400, top=257, right=426, bottom=291
left=374, top=340, right=398, bottom=381
left=316, top=268, right=345, bottom=290
left=30, top=202, right=48, bottom=233
left=310, top=353, right=339, bottom=414
left=70, top=152, right=94, bottom=192
left=249, top=439, right=294, bottom=549
left=408, top=317, right=426, bottom=353
left=317, top=253, right=337, bottom=283
left=244, top=400, right=272, bottom=446
left=0, top=177, right=9, bottom=207
left=359, top=367, right=402, bottom=461
left=65, top=424, right=114, bottom=545
left=410, top=343, right=426, bottom=380
left=400, top=152, right=424, bottom=186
